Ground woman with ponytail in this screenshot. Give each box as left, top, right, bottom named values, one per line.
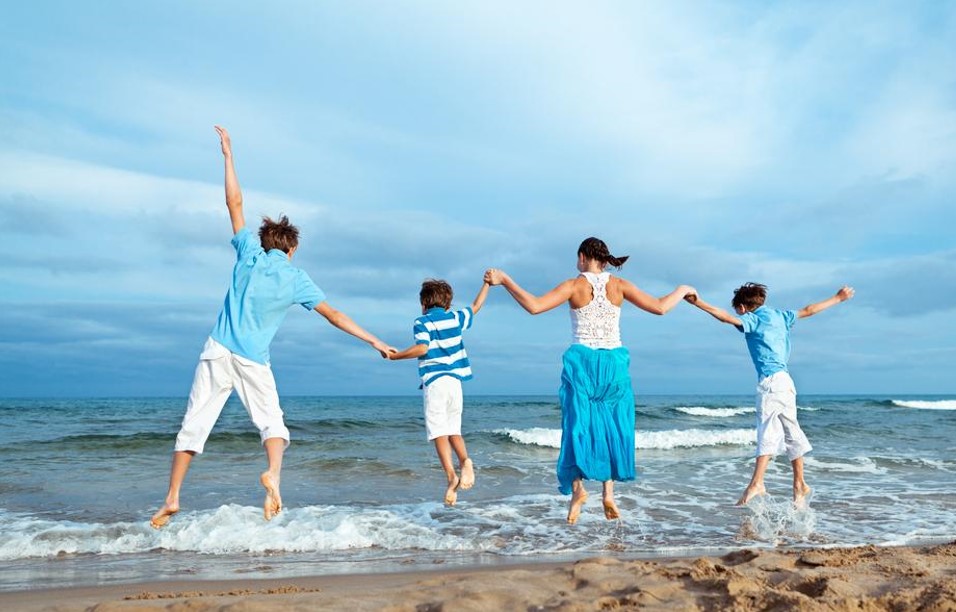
left=485, top=238, right=696, bottom=525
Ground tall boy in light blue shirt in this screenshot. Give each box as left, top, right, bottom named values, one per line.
left=687, top=283, right=854, bottom=507
left=150, top=126, right=394, bottom=529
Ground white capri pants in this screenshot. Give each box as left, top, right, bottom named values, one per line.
left=754, top=371, right=812, bottom=460
left=174, top=338, right=291, bottom=454
left=423, top=376, right=463, bottom=440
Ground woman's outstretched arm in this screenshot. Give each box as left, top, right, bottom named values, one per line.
left=485, top=269, right=574, bottom=315
left=620, top=279, right=696, bottom=315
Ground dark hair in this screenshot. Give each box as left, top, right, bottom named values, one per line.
left=259, top=215, right=299, bottom=254
left=577, top=237, right=629, bottom=268
left=732, top=283, right=767, bottom=311
left=420, top=279, right=453, bottom=310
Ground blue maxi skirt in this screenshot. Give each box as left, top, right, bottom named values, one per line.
left=556, top=344, right=636, bottom=495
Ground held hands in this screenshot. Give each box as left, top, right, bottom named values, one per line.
left=681, top=285, right=698, bottom=304
left=372, top=340, right=398, bottom=359
left=484, top=268, right=506, bottom=285
left=214, top=125, right=232, bottom=157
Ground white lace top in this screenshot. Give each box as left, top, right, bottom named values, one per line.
left=569, top=272, right=622, bottom=349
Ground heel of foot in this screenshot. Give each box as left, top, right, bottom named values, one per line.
left=459, top=459, right=475, bottom=490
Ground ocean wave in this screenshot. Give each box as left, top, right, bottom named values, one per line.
left=24, top=431, right=259, bottom=451
left=638, top=428, right=755, bottom=450
left=494, top=427, right=562, bottom=448
left=494, top=428, right=755, bottom=450
left=891, top=400, right=956, bottom=410
left=674, top=406, right=755, bottom=418
left=803, top=457, right=888, bottom=475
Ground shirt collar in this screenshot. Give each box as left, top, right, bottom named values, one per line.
left=266, top=249, right=289, bottom=260
left=425, top=307, right=447, bottom=315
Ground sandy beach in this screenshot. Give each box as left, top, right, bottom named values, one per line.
left=2, top=541, right=953, bottom=611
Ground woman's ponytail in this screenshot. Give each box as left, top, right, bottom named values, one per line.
left=578, top=237, right=628, bottom=269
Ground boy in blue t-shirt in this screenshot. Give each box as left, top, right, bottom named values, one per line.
left=387, top=278, right=489, bottom=506
left=687, top=283, right=854, bottom=507
left=150, top=126, right=394, bottom=529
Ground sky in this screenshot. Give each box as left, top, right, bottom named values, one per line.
left=1, top=1, right=954, bottom=397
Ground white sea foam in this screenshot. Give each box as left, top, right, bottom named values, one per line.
left=892, top=399, right=956, bottom=410
left=803, top=456, right=887, bottom=475
left=638, top=428, right=755, bottom=449
left=496, top=428, right=755, bottom=450
left=675, top=406, right=755, bottom=418
left=0, top=504, right=495, bottom=560
left=495, top=427, right=563, bottom=448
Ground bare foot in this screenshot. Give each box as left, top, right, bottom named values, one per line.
left=150, top=501, right=179, bottom=529
left=794, top=484, right=812, bottom=508
left=567, top=489, right=589, bottom=525
left=602, top=498, right=620, bottom=520
left=444, top=475, right=461, bottom=506
left=459, top=458, right=475, bottom=490
left=260, top=472, right=282, bottom=521
left=735, top=484, right=766, bottom=507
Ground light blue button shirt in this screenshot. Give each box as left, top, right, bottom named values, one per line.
left=209, top=228, right=325, bottom=364
left=738, top=306, right=797, bottom=381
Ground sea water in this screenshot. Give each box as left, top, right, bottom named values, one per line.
left=0, top=395, right=953, bottom=590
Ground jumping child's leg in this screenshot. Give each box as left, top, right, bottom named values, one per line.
left=150, top=450, right=195, bottom=528
left=567, top=478, right=589, bottom=525
left=434, top=436, right=460, bottom=505
left=791, top=456, right=811, bottom=506
left=737, top=455, right=770, bottom=506
left=260, top=437, right=284, bottom=521
left=450, top=435, right=475, bottom=490
left=602, top=481, right=620, bottom=520
left=151, top=345, right=232, bottom=528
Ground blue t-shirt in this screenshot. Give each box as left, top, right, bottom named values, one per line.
left=209, top=228, right=325, bottom=364
left=414, top=307, right=474, bottom=386
left=737, top=306, right=797, bottom=381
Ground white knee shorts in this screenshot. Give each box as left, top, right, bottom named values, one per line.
left=423, top=376, right=463, bottom=440
left=754, top=371, right=812, bottom=460
left=174, top=337, right=291, bottom=454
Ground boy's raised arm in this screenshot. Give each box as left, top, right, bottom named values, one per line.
left=471, top=280, right=491, bottom=314
left=797, top=285, right=855, bottom=319
left=215, top=125, right=245, bottom=235
left=686, top=294, right=743, bottom=329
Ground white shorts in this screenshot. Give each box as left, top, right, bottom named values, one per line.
left=174, top=337, right=291, bottom=454
left=754, top=371, right=812, bottom=460
left=423, top=376, right=463, bottom=440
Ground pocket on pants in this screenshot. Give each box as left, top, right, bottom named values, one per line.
left=199, top=337, right=231, bottom=361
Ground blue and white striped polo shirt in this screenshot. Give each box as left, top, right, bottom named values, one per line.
left=414, top=306, right=474, bottom=386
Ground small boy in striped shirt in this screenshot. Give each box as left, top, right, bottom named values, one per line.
left=387, top=278, right=490, bottom=505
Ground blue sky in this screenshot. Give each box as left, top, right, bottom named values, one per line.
left=1, top=1, right=954, bottom=397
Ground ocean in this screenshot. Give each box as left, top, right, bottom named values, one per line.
left=1, top=394, right=954, bottom=591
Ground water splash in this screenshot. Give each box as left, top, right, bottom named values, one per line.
left=737, top=494, right=817, bottom=545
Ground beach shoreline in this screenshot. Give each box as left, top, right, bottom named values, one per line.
left=3, top=541, right=954, bottom=611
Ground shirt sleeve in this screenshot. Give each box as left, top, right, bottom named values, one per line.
left=738, top=311, right=757, bottom=334
left=230, top=227, right=260, bottom=261
left=782, top=309, right=797, bottom=329
left=295, top=271, right=326, bottom=310
left=456, top=307, right=474, bottom=331
left=413, top=318, right=430, bottom=345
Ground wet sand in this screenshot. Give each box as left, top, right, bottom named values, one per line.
left=3, top=541, right=955, bottom=611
